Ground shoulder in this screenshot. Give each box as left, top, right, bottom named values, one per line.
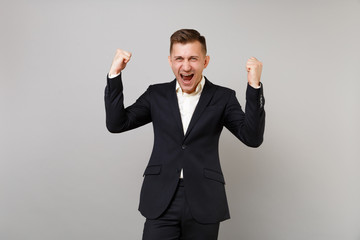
left=206, top=78, right=235, bottom=95
left=148, top=79, right=175, bottom=90
left=144, top=80, right=176, bottom=98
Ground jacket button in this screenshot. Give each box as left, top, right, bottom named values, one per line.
left=181, top=145, right=187, bottom=150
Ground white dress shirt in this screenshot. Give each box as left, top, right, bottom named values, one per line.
left=176, top=76, right=205, bottom=134
left=175, top=77, right=205, bottom=178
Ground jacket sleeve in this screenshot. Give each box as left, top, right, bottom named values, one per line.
left=104, top=73, right=152, bottom=133
left=223, top=83, right=265, bottom=147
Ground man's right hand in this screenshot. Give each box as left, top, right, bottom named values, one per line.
left=109, top=49, right=132, bottom=76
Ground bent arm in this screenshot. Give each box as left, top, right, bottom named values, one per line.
left=104, top=73, right=152, bottom=133
left=223, top=84, right=265, bottom=147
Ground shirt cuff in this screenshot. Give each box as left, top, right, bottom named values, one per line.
left=108, top=72, right=121, bottom=79
left=249, top=82, right=262, bottom=89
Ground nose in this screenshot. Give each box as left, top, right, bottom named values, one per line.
left=182, top=60, right=191, bottom=72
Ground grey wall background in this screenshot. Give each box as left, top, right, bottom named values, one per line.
left=1, top=0, right=359, bottom=239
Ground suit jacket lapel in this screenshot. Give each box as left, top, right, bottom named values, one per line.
left=168, top=79, right=185, bottom=135
left=184, top=78, right=216, bottom=140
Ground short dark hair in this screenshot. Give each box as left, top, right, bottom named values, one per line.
left=170, top=29, right=207, bottom=55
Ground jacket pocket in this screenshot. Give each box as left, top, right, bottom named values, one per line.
left=203, top=168, right=225, bottom=184
left=143, top=165, right=162, bottom=176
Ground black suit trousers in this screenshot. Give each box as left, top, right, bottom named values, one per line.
left=142, top=179, right=220, bottom=240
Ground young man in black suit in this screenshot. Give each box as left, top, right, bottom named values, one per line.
left=105, top=29, right=265, bottom=240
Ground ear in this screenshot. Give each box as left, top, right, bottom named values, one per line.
left=204, top=55, right=210, bottom=69
left=168, top=56, right=172, bottom=67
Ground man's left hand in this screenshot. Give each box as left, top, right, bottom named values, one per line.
left=246, top=57, right=263, bottom=88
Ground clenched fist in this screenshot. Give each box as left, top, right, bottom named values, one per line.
left=109, top=49, right=132, bottom=76
left=246, top=57, right=263, bottom=88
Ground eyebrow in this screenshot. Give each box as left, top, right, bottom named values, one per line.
left=173, top=56, right=199, bottom=59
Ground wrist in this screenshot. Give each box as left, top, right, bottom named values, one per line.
left=109, top=69, right=121, bottom=76
left=249, top=82, right=261, bottom=89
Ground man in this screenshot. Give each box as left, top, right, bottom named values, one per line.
left=105, top=29, right=265, bottom=240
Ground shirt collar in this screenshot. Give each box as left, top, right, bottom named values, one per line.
left=176, top=76, right=206, bottom=95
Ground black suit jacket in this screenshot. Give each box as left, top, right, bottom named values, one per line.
left=104, top=73, right=265, bottom=224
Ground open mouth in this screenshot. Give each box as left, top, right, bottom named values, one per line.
left=180, top=74, right=194, bottom=82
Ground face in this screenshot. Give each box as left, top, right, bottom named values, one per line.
left=168, top=41, right=210, bottom=94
